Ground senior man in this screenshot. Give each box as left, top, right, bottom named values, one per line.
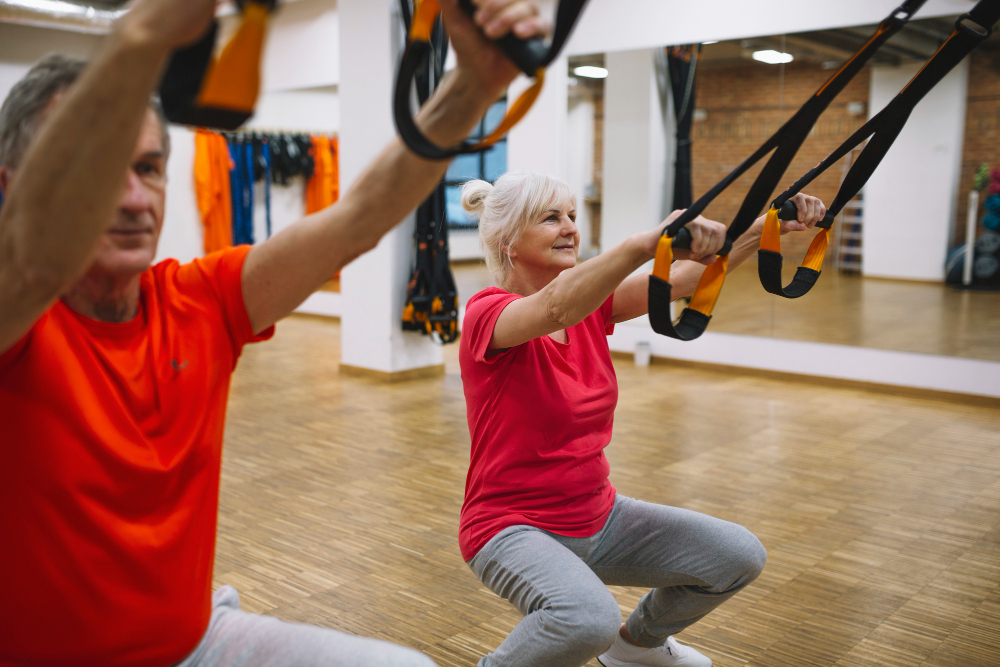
left=0, top=0, right=548, bottom=664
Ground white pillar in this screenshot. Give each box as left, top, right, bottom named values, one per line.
left=506, top=56, right=569, bottom=180
left=863, top=60, right=969, bottom=281
left=600, top=48, right=672, bottom=256
left=337, top=0, right=442, bottom=377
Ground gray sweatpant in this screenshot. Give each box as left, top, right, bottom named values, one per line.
left=467, top=495, right=767, bottom=667
left=174, top=585, right=436, bottom=667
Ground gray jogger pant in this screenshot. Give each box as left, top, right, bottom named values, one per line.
left=173, top=585, right=436, bottom=667
left=467, top=494, right=767, bottom=667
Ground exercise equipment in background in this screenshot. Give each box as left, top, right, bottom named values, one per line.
left=160, top=0, right=278, bottom=130
left=399, top=0, right=460, bottom=342
left=394, top=0, right=588, bottom=160
left=648, top=0, right=929, bottom=341
left=761, top=0, right=1000, bottom=300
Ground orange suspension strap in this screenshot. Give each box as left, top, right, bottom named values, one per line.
left=760, top=0, right=1000, bottom=299
left=394, top=0, right=588, bottom=160
left=159, top=0, right=277, bottom=130
left=648, top=0, right=928, bottom=341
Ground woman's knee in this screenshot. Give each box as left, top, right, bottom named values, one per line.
left=553, top=588, right=622, bottom=653
left=720, top=525, right=767, bottom=590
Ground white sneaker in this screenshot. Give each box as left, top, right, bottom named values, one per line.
left=597, top=634, right=712, bottom=667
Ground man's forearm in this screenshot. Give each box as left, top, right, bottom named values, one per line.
left=0, top=27, right=169, bottom=286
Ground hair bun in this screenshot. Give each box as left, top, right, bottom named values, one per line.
left=461, top=179, right=493, bottom=215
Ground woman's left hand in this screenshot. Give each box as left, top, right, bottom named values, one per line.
left=780, top=193, right=827, bottom=234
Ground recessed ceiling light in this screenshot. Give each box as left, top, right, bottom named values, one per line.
left=703, top=40, right=719, bottom=45
left=752, top=50, right=794, bottom=64
left=573, top=66, right=609, bottom=79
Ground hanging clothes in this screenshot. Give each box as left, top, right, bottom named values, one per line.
left=305, top=135, right=339, bottom=215
left=227, top=135, right=255, bottom=245
left=193, top=130, right=234, bottom=254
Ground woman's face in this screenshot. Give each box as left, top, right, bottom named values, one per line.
left=509, top=197, right=579, bottom=277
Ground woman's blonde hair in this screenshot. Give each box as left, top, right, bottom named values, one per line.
left=461, top=171, right=574, bottom=290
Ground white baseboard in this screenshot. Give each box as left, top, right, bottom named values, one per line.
left=294, top=291, right=341, bottom=318
left=608, top=320, right=1000, bottom=399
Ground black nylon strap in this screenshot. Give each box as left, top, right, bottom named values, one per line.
left=648, top=276, right=711, bottom=340
left=395, top=0, right=590, bottom=160
left=761, top=0, right=1000, bottom=298
left=758, top=250, right=821, bottom=298
left=649, top=0, right=927, bottom=340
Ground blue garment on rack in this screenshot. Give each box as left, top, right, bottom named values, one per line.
left=262, top=140, right=272, bottom=238
left=228, top=137, right=255, bottom=245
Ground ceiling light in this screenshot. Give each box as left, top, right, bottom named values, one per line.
left=752, top=50, right=794, bottom=64
left=703, top=40, right=719, bottom=45
left=573, top=66, right=608, bottom=79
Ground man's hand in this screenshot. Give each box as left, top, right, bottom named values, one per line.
left=118, top=0, right=217, bottom=53
left=780, top=193, right=827, bottom=234
left=438, top=0, right=552, bottom=100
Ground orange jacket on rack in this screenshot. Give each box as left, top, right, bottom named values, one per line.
left=194, top=130, right=234, bottom=254
left=305, top=135, right=339, bottom=215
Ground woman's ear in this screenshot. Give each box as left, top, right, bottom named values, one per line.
left=501, top=243, right=517, bottom=260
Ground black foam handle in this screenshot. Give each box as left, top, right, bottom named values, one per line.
left=458, top=0, right=548, bottom=76
left=671, top=228, right=733, bottom=256
left=778, top=200, right=835, bottom=229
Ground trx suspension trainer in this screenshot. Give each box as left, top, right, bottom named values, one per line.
left=159, top=0, right=278, bottom=130
left=647, top=0, right=929, bottom=341
left=759, top=0, right=1000, bottom=299
left=394, top=0, right=589, bottom=160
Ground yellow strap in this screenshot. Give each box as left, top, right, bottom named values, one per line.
left=651, top=234, right=674, bottom=282
left=197, top=2, right=270, bottom=112
left=473, top=70, right=546, bottom=149
left=411, top=0, right=440, bottom=42
left=688, top=256, right=729, bottom=317
left=803, top=227, right=831, bottom=272
left=761, top=206, right=831, bottom=273
left=761, top=207, right=782, bottom=253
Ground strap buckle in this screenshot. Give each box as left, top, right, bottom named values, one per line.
left=956, top=13, right=992, bottom=40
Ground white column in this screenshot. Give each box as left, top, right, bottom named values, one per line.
left=337, top=0, right=442, bottom=376
left=506, top=55, right=569, bottom=180
left=600, top=48, right=671, bottom=256
left=863, top=60, right=969, bottom=281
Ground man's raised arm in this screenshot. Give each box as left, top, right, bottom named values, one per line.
left=0, top=0, right=216, bottom=353
left=240, top=0, right=550, bottom=334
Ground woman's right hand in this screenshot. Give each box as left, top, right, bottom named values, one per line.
left=636, top=211, right=728, bottom=266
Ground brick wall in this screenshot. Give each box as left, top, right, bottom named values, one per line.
left=690, top=60, right=871, bottom=258
left=955, top=49, right=1000, bottom=248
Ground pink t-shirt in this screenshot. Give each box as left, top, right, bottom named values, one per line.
left=458, top=287, right=619, bottom=560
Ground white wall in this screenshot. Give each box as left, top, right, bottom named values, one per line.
left=565, top=0, right=971, bottom=57
left=0, top=22, right=101, bottom=94
left=863, top=60, right=969, bottom=281
left=566, top=92, right=595, bottom=252
left=600, top=48, right=669, bottom=258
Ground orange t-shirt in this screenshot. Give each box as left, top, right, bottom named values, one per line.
left=0, top=245, right=273, bottom=667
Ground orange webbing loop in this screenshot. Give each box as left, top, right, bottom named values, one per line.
left=687, top=256, right=729, bottom=317
left=197, top=2, right=270, bottom=112
left=474, top=70, right=546, bottom=149
left=652, top=234, right=674, bottom=282
left=761, top=206, right=831, bottom=273
left=412, top=0, right=440, bottom=41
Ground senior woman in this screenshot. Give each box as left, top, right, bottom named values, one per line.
left=457, top=171, right=826, bottom=667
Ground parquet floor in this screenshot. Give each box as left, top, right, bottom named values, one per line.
left=218, top=315, right=1000, bottom=666
left=451, top=261, right=1000, bottom=362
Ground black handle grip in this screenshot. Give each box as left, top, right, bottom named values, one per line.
left=671, top=228, right=733, bottom=256
left=458, top=0, right=548, bottom=76
left=778, top=200, right=835, bottom=230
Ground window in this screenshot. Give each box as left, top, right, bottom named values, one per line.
left=443, top=99, right=508, bottom=229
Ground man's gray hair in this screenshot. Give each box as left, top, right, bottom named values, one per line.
left=0, top=53, right=171, bottom=170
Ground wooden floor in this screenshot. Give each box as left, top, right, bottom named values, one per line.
left=451, top=261, right=1000, bottom=362
left=217, top=315, right=1000, bottom=666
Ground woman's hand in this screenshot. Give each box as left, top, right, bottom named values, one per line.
left=635, top=210, right=728, bottom=266
left=780, top=193, right=827, bottom=234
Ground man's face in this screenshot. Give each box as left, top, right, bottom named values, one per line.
left=88, top=109, right=168, bottom=278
